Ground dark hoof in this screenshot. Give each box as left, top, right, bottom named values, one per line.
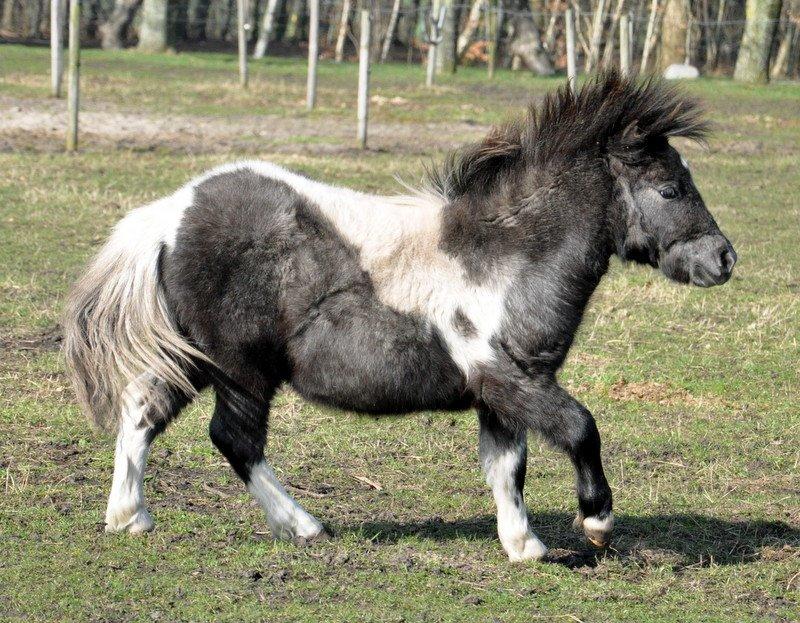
left=584, top=530, right=611, bottom=549
left=574, top=513, right=613, bottom=549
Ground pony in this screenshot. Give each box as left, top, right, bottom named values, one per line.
left=64, top=71, right=736, bottom=561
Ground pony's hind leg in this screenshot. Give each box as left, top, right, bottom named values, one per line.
left=479, top=408, right=548, bottom=561
left=105, top=374, right=202, bottom=533
left=209, top=383, right=327, bottom=541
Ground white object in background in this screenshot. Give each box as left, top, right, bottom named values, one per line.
left=663, top=63, right=700, bottom=80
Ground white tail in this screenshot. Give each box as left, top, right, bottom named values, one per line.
left=63, top=194, right=210, bottom=431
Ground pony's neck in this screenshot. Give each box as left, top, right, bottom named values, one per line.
left=439, top=162, right=616, bottom=287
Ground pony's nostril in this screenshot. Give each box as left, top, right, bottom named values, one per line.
left=721, top=247, right=737, bottom=274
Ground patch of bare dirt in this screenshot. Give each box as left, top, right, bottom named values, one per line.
left=0, top=324, right=62, bottom=353
left=0, top=95, right=488, bottom=156
left=608, top=378, right=699, bottom=406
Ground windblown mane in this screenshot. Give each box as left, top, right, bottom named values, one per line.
left=425, top=70, right=710, bottom=200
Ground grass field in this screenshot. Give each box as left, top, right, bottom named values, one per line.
left=1, top=44, right=798, bottom=622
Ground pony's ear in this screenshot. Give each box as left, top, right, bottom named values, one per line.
left=612, top=119, right=646, bottom=163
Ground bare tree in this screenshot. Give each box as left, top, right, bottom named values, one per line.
left=640, top=0, right=661, bottom=71
left=381, top=0, right=403, bottom=61
left=2, top=0, right=17, bottom=32
left=253, top=0, right=280, bottom=57
left=437, top=0, right=458, bottom=73
left=734, top=0, right=783, bottom=81
left=771, top=0, right=799, bottom=78
left=601, top=0, right=627, bottom=68
left=138, top=0, right=168, bottom=51
left=659, top=0, right=688, bottom=68
left=283, top=0, right=303, bottom=40
left=585, top=0, right=608, bottom=72
left=187, top=0, right=212, bottom=40
left=508, top=0, right=554, bottom=73
left=456, top=0, right=483, bottom=57
left=99, top=0, right=142, bottom=48
left=334, top=0, right=351, bottom=61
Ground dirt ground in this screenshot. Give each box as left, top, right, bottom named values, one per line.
left=0, top=94, right=488, bottom=155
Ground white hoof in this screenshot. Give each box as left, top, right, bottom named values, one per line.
left=503, top=532, right=549, bottom=562
left=105, top=507, right=155, bottom=534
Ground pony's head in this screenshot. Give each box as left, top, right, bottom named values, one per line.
left=426, top=70, right=737, bottom=286
left=601, top=76, right=737, bottom=287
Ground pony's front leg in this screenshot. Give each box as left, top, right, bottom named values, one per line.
left=478, top=408, right=548, bottom=561
left=482, top=371, right=613, bottom=549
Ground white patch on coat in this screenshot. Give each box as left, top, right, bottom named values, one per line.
left=196, top=161, right=515, bottom=377
left=105, top=383, right=155, bottom=533
left=247, top=461, right=326, bottom=539
left=680, top=156, right=690, bottom=171
left=482, top=438, right=548, bottom=561
left=583, top=513, right=614, bottom=534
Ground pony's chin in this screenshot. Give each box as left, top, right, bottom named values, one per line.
left=659, top=262, right=692, bottom=284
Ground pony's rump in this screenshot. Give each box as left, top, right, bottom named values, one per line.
left=62, top=194, right=209, bottom=432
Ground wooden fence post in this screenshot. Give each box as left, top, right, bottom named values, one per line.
left=307, top=0, right=319, bottom=110
left=620, top=13, right=630, bottom=75
left=357, top=9, right=371, bottom=149
left=66, top=0, right=80, bottom=152
left=237, top=0, right=249, bottom=87
left=51, top=0, right=65, bottom=98
left=566, top=9, right=577, bottom=93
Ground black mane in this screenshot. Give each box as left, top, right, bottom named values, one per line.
left=426, top=70, right=710, bottom=200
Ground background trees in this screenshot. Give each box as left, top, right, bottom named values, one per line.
left=734, top=0, right=784, bottom=81
left=0, top=0, right=797, bottom=81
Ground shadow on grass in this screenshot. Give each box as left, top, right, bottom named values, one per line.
left=340, top=512, right=800, bottom=568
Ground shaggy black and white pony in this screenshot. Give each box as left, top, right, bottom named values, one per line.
left=64, top=71, right=736, bottom=561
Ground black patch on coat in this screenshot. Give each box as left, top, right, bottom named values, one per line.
left=451, top=308, right=476, bottom=338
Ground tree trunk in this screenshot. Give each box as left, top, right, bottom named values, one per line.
left=456, top=0, right=482, bottom=57
left=2, top=0, right=16, bottom=33
left=437, top=0, right=458, bottom=73
left=658, top=0, right=688, bottom=69
left=380, top=0, right=402, bottom=61
left=601, top=0, right=627, bottom=68
left=640, top=0, right=660, bottom=70
left=26, top=0, right=43, bottom=36
left=770, top=20, right=794, bottom=77
left=508, top=0, right=554, bottom=73
left=544, top=0, right=559, bottom=51
left=734, top=0, right=783, bottom=81
left=770, top=0, right=799, bottom=78
left=586, top=0, right=608, bottom=72
left=99, top=0, right=142, bottom=48
left=283, top=0, right=303, bottom=40
left=138, top=0, right=168, bottom=50
left=253, top=0, right=279, bottom=56
left=334, top=0, right=351, bottom=61
left=186, top=0, right=210, bottom=40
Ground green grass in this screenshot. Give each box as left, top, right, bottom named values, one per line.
left=1, top=44, right=798, bottom=622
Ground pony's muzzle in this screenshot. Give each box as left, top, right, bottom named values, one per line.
left=688, top=235, right=737, bottom=287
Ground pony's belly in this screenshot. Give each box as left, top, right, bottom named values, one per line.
left=286, top=300, right=470, bottom=415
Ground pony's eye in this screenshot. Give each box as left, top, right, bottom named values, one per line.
left=659, top=187, right=679, bottom=200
